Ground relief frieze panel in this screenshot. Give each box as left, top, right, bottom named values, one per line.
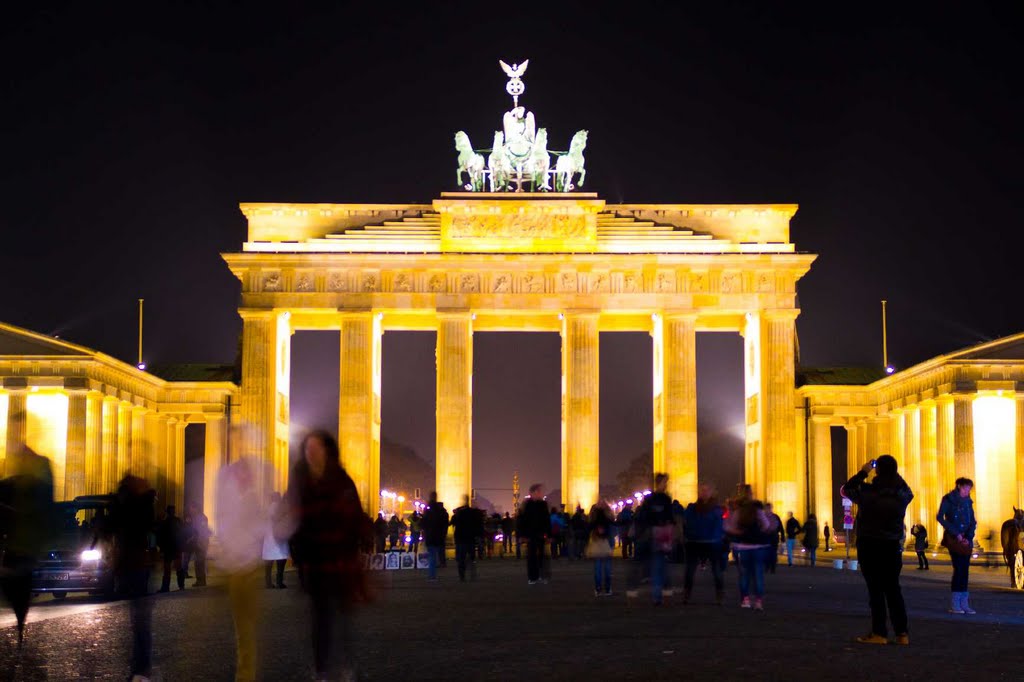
left=520, top=273, right=544, bottom=293
left=448, top=213, right=588, bottom=239
left=427, top=273, right=447, bottom=293
left=491, top=273, right=512, bottom=294
left=360, top=271, right=380, bottom=293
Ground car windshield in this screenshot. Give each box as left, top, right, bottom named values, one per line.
left=49, top=502, right=110, bottom=552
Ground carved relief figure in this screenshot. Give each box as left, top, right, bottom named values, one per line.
left=492, top=274, right=511, bottom=293
left=721, top=273, right=740, bottom=294
left=394, top=273, right=413, bottom=292
left=362, top=273, right=379, bottom=292
left=655, top=272, right=674, bottom=293
left=522, top=273, right=543, bottom=293
left=589, top=273, right=609, bottom=293
left=296, top=274, right=314, bottom=292
left=623, top=272, right=641, bottom=293
left=263, top=272, right=281, bottom=292
left=328, top=272, right=348, bottom=292
left=689, top=272, right=708, bottom=293
left=460, top=274, right=479, bottom=293
left=559, top=272, right=578, bottom=292
left=455, top=131, right=485, bottom=191
left=428, top=274, right=446, bottom=293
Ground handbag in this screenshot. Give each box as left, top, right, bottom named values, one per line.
left=941, top=530, right=972, bottom=556
left=585, top=533, right=613, bottom=559
left=653, top=524, right=675, bottom=553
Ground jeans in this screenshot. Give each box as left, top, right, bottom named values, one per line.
left=916, top=550, right=929, bottom=569
left=307, top=567, right=353, bottom=677
left=161, top=553, right=184, bottom=591
left=786, top=538, right=796, bottom=565
left=455, top=542, right=476, bottom=581
left=426, top=544, right=443, bottom=579
left=265, top=559, right=286, bottom=587
left=951, top=552, right=971, bottom=592
left=737, top=546, right=769, bottom=598
left=807, top=547, right=817, bottom=566
left=527, top=538, right=545, bottom=582
left=593, top=557, right=611, bottom=592
left=857, top=537, right=908, bottom=636
left=192, top=545, right=208, bottom=585
left=228, top=568, right=261, bottom=681
left=122, top=568, right=153, bottom=677
left=684, top=542, right=724, bottom=594
left=651, top=551, right=667, bottom=603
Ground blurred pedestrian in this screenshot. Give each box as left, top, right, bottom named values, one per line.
left=451, top=495, right=481, bottom=581
left=910, top=523, right=929, bottom=570
left=501, top=512, right=514, bottom=555
left=937, top=477, right=977, bottom=614
left=636, top=473, right=675, bottom=605
left=373, top=513, right=388, bottom=554
left=387, top=514, right=405, bottom=551
left=784, top=512, right=801, bottom=566
left=190, top=504, right=211, bottom=587
left=156, top=505, right=186, bottom=592
left=109, top=473, right=156, bottom=680
left=520, top=484, right=551, bottom=584
left=285, top=430, right=372, bottom=681
left=570, top=506, right=588, bottom=560
left=802, top=514, right=819, bottom=567
left=586, top=499, right=614, bottom=595
left=724, top=488, right=777, bottom=611
left=844, top=455, right=914, bottom=645
left=0, top=441, right=55, bottom=645
left=823, top=521, right=832, bottom=552
left=765, top=503, right=784, bottom=574
left=216, top=456, right=267, bottom=681
left=263, top=491, right=289, bottom=588
left=616, top=502, right=635, bottom=558
left=420, top=492, right=449, bottom=580
left=408, top=509, right=422, bottom=555
left=683, top=483, right=725, bottom=605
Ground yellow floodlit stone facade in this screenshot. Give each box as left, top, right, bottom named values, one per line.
left=798, top=333, right=1024, bottom=548
left=225, top=193, right=815, bottom=513
left=0, top=322, right=237, bottom=523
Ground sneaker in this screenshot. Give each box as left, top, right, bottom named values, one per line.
left=603, top=590, right=613, bottom=597
left=625, top=589, right=638, bottom=598
left=528, top=580, right=537, bottom=585
left=594, top=588, right=601, bottom=597
left=855, top=634, right=889, bottom=645
left=753, top=598, right=764, bottom=611
left=949, top=606, right=965, bottom=615
left=963, top=604, right=977, bottom=615
left=893, top=633, right=910, bottom=646
left=740, top=596, right=752, bottom=608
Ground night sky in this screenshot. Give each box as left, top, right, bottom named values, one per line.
left=3, top=4, right=1021, bottom=499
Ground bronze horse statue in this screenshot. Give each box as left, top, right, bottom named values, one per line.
left=1001, top=507, right=1024, bottom=583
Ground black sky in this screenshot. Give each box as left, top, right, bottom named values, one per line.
left=2, top=3, right=1021, bottom=497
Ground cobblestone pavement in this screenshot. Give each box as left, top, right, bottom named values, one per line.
left=3, top=556, right=1024, bottom=680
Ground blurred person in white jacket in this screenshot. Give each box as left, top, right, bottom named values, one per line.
left=216, top=456, right=268, bottom=682
left=263, top=491, right=290, bottom=588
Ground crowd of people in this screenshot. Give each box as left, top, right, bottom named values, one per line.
left=0, top=420, right=985, bottom=677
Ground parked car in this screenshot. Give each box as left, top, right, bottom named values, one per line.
left=31, top=495, right=116, bottom=600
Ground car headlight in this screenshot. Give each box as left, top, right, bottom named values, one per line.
left=81, top=549, right=102, bottom=562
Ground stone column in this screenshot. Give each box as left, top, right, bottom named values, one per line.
left=204, top=413, right=226, bottom=527
left=920, top=401, right=938, bottom=540
left=117, top=402, right=132, bottom=482
left=147, top=413, right=167, bottom=504
left=131, top=406, right=147, bottom=478
left=761, top=310, right=799, bottom=513
left=856, top=421, right=868, bottom=466
left=845, top=423, right=860, bottom=481
left=866, top=416, right=890, bottom=460
left=85, top=392, right=103, bottom=494
left=436, top=311, right=473, bottom=511
left=889, top=411, right=904, bottom=466
left=1017, top=395, right=1024, bottom=508
left=561, top=312, right=600, bottom=511
left=936, top=396, right=955, bottom=493
left=953, top=395, right=975, bottom=481
left=339, top=311, right=383, bottom=515
left=4, top=387, right=27, bottom=475
left=652, top=312, right=697, bottom=504
left=170, top=419, right=186, bottom=512
left=239, top=310, right=289, bottom=492
left=101, top=396, right=119, bottom=493
left=64, top=389, right=88, bottom=500
left=903, top=407, right=922, bottom=526
left=809, top=416, right=832, bottom=526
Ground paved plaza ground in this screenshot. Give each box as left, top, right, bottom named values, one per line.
left=3, top=553, right=1024, bottom=680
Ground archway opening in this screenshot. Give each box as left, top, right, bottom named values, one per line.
left=696, top=332, right=745, bottom=501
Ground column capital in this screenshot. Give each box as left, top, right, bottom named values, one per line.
left=436, top=309, right=473, bottom=319
left=761, top=308, right=801, bottom=322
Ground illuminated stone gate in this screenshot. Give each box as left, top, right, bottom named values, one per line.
left=224, top=195, right=815, bottom=513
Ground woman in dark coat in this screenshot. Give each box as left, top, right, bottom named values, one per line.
left=286, top=430, right=372, bottom=679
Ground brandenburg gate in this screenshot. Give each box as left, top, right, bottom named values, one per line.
left=223, top=60, right=815, bottom=514
left=224, top=195, right=814, bottom=513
